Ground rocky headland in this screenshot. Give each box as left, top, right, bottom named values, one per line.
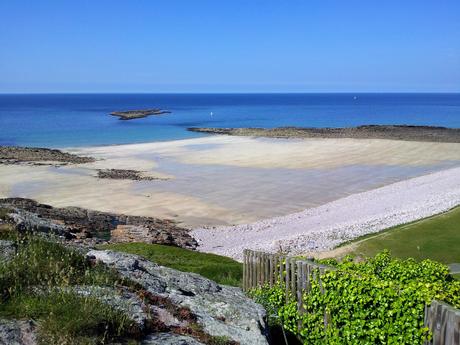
left=0, top=198, right=197, bottom=249
left=110, top=109, right=171, bottom=120
left=188, top=125, right=460, bottom=143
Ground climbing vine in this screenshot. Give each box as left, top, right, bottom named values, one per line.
left=250, top=251, right=460, bottom=345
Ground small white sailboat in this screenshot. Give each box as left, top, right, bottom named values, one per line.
left=210, top=111, right=213, bottom=117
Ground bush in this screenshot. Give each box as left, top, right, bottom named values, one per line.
left=250, top=251, right=460, bottom=345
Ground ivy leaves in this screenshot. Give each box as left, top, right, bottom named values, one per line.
left=250, top=251, right=460, bottom=344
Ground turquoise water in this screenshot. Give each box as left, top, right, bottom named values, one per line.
left=1, top=93, right=459, bottom=147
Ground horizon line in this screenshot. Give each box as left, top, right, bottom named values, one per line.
left=1, top=91, right=460, bottom=95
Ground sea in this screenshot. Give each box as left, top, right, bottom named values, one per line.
left=1, top=93, right=459, bottom=147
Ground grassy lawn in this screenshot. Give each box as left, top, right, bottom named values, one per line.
left=101, top=243, right=243, bottom=287
left=346, top=206, right=460, bottom=264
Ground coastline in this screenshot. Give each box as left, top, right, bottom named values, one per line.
left=2, top=132, right=460, bottom=253
left=191, top=166, right=460, bottom=260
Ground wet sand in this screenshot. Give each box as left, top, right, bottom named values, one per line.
left=1, top=136, right=460, bottom=228
left=192, top=166, right=460, bottom=260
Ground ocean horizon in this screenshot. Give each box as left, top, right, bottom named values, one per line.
left=1, top=93, right=460, bottom=147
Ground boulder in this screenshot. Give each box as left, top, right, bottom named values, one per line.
left=141, top=333, right=205, bottom=345
left=87, top=250, right=269, bottom=345
left=69, top=285, right=149, bottom=332
left=0, top=319, right=37, bottom=345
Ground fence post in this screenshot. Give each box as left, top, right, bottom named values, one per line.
left=296, top=261, right=303, bottom=312
left=269, top=254, right=274, bottom=287
left=279, top=255, right=284, bottom=283
left=285, top=257, right=290, bottom=302
left=252, top=251, right=256, bottom=288
left=290, top=258, right=296, bottom=297
left=243, top=249, right=247, bottom=291
left=273, top=255, right=278, bottom=285
left=424, top=300, right=460, bottom=345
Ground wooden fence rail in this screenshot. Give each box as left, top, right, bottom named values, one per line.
left=242, top=249, right=460, bottom=345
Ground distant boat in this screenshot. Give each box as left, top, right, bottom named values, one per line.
left=353, top=96, right=358, bottom=100
left=210, top=112, right=213, bottom=117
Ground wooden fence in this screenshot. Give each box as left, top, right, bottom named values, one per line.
left=424, top=300, right=460, bottom=345
left=242, top=249, right=460, bottom=345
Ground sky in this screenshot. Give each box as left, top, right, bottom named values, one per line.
left=0, top=1, right=459, bottom=93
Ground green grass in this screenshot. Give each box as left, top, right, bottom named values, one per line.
left=100, top=243, right=243, bottom=287
left=347, top=206, right=460, bottom=264
left=0, top=234, right=137, bottom=345
left=0, top=291, right=137, bottom=344
left=0, top=207, right=9, bottom=220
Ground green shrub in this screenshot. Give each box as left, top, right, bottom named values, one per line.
left=250, top=251, right=460, bottom=345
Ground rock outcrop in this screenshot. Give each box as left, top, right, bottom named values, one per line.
left=0, top=319, right=37, bottom=345
left=0, top=146, right=94, bottom=165
left=110, top=109, right=171, bottom=120
left=97, top=169, right=167, bottom=181
left=188, top=125, right=460, bottom=143
left=87, top=250, right=269, bottom=345
left=0, top=240, right=16, bottom=263
left=0, top=198, right=197, bottom=249
left=142, top=333, right=205, bottom=344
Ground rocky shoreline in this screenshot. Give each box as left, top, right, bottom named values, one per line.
left=0, top=146, right=95, bottom=165
left=188, top=125, right=460, bottom=143
left=0, top=198, right=197, bottom=249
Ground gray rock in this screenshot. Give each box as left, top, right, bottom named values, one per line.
left=0, top=240, right=15, bottom=262
left=87, top=250, right=269, bottom=345
left=9, top=209, right=75, bottom=239
left=142, top=333, right=205, bottom=345
left=0, top=319, right=37, bottom=345
left=0, top=198, right=197, bottom=249
left=69, top=285, right=149, bottom=331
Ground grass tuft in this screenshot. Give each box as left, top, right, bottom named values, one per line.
left=0, top=291, right=138, bottom=344
left=0, top=233, right=137, bottom=344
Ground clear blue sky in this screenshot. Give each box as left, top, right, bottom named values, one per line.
left=1, top=0, right=459, bottom=93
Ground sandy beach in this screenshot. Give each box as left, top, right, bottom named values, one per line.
left=1, top=135, right=460, bottom=245
left=192, top=166, right=460, bottom=260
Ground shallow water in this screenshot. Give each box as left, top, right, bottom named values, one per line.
left=3, top=133, right=460, bottom=227
left=129, top=155, right=460, bottom=224
left=1, top=93, right=460, bottom=147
